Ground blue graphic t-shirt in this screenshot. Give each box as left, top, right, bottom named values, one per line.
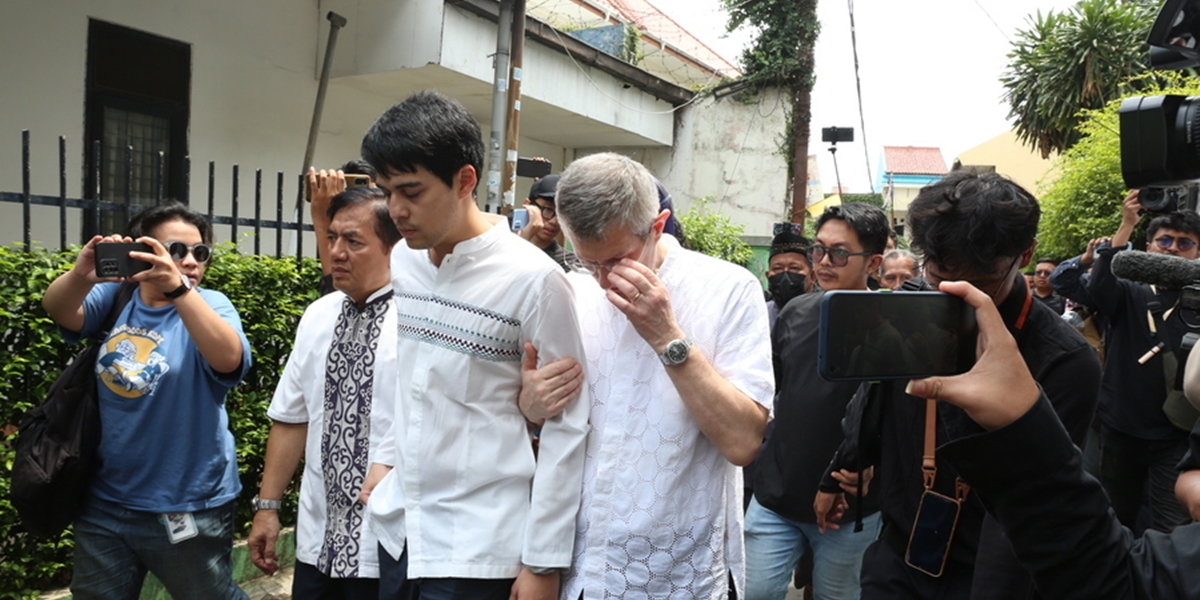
left=67, top=282, right=252, bottom=513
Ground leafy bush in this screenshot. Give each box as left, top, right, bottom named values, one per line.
left=1037, top=72, right=1200, bottom=259
left=0, top=243, right=319, bottom=599
left=676, top=197, right=754, bottom=267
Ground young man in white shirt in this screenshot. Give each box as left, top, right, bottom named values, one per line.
left=553, top=152, right=774, bottom=599
left=247, top=187, right=401, bottom=599
left=359, top=90, right=590, bottom=600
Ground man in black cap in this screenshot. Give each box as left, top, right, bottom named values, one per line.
left=764, top=230, right=814, bottom=328
left=515, top=174, right=576, bottom=271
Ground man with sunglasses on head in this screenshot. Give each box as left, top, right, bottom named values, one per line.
left=745, top=202, right=887, bottom=600
left=815, top=172, right=1100, bottom=600
left=515, top=174, right=576, bottom=271
left=1085, top=190, right=1200, bottom=535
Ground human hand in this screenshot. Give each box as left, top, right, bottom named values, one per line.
left=814, top=491, right=848, bottom=533
left=605, top=255, right=684, bottom=354
left=248, top=510, right=282, bottom=575
left=508, top=567, right=560, bottom=600
left=128, top=237, right=187, bottom=295
left=308, top=167, right=346, bottom=211
left=1080, top=237, right=1109, bottom=266
left=76, top=234, right=133, bottom=283
left=1120, top=190, right=1145, bottom=226
left=518, top=204, right=546, bottom=242
left=359, top=463, right=392, bottom=505
left=832, top=467, right=874, bottom=496
left=1176, top=470, right=1200, bottom=521
left=518, top=342, right=583, bottom=424
left=904, top=281, right=1040, bottom=431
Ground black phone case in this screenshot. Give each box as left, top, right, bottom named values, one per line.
left=94, top=242, right=152, bottom=277
left=905, top=489, right=962, bottom=578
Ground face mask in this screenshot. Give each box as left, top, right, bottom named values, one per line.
left=768, top=271, right=807, bottom=307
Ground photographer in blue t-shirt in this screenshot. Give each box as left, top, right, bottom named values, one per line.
left=43, top=201, right=252, bottom=600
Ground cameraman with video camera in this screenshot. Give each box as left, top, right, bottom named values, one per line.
left=1087, top=189, right=1200, bottom=532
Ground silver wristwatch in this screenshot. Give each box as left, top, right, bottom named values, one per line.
left=658, top=338, right=692, bottom=366
left=251, top=495, right=282, bottom=512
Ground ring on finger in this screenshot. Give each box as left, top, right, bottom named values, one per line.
left=630, top=290, right=642, bottom=302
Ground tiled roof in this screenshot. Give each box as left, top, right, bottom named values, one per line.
left=883, top=146, right=948, bottom=175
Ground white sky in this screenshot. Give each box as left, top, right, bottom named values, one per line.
left=647, top=0, right=1081, bottom=193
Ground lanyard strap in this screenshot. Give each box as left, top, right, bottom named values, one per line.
left=921, top=399, right=972, bottom=501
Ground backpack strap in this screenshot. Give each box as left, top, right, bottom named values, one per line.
left=94, top=282, right=138, bottom=342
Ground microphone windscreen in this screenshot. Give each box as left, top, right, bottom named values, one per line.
left=1110, top=250, right=1200, bottom=289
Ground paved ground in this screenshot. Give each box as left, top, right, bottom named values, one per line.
left=242, top=565, right=294, bottom=600
left=238, top=569, right=806, bottom=599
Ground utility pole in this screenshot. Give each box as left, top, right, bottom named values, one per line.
left=485, top=0, right=514, bottom=213
left=501, top=0, right=527, bottom=208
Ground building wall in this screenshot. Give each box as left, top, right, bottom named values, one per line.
left=575, top=87, right=791, bottom=239
left=954, top=129, right=1057, bottom=196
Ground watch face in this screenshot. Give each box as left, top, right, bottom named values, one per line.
left=664, top=339, right=690, bottom=365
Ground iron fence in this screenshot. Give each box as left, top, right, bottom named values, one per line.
left=2, top=130, right=314, bottom=257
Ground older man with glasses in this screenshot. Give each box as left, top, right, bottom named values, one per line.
left=1085, top=190, right=1200, bottom=536
left=551, top=152, right=773, bottom=600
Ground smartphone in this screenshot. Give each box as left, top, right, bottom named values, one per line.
left=818, top=291, right=977, bottom=381
left=345, top=174, right=371, bottom=188
left=516, top=157, right=552, bottom=179
left=94, top=242, right=153, bottom=278
left=511, top=208, right=530, bottom=232
left=905, top=490, right=962, bottom=577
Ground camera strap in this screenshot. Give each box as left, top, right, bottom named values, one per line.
left=921, top=400, right=971, bottom=500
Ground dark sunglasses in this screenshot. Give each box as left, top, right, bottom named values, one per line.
left=807, top=244, right=873, bottom=268
left=1154, top=235, right=1197, bottom=252
left=166, top=241, right=212, bottom=263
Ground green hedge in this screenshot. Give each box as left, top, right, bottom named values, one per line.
left=0, top=243, right=320, bottom=599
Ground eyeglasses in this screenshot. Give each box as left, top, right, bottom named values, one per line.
left=1154, top=235, right=1197, bottom=252
left=530, top=201, right=556, bottom=221
left=166, top=241, right=212, bottom=263
left=1034, top=269, right=1053, bottom=276
left=574, top=231, right=654, bottom=275
left=924, top=256, right=1019, bottom=298
left=807, top=245, right=873, bottom=268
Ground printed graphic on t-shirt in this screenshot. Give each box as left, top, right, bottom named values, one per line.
left=96, top=325, right=170, bottom=398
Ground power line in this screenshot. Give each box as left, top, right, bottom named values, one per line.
left=846, top=0, right=874, bottom=193
left=973, top=0, right=1010, bottom=43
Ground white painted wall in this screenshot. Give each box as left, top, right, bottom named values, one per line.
left=576, top=88, right=791, bottom=239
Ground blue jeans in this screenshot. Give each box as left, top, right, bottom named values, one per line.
left=70, top=496, right=248, bottom=600
left=744, top=496, right=881, bottom=600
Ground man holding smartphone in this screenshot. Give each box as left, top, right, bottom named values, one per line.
left=745, top=202, right=888, bottom=600
left=514, top=174, right=576, bottom=271
left=816, top=172, right=1100, bottom=600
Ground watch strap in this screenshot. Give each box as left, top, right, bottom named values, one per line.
left=164, top=275, right=192, bottom=300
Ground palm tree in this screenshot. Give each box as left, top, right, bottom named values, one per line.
left=1002, top=0, right=1157, bottom=159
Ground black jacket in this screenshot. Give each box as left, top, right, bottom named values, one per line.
left=755, top=292, right=879, bottom=523
left=821, top=277, right=1101, bottom=595
left=944, top=396, right=1200, bottom=600
left=1086, top=244, right=1196, bottom=440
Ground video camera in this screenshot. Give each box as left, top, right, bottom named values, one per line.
left=1118, top=0, right=1200, bottom=211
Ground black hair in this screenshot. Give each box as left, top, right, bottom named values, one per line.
left=128, top=201, right=213, bottom=244
left=327, top=187, right=402, bottom=251
left=341, top=158, right=377, bottom=181
left=908, top=171, right=1039, bottom=274
left=360, top=90, right=484, bottom=193
left=1146, top=210, right=1200, bottom=241
left=1036, top=257, right=1059, bottom=266
left=814, top=202, right=889, bottom=255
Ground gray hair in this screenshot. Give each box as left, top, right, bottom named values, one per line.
left=883, top=249, right=919, bottom=269
left=555, top=152, right=659, bottom=242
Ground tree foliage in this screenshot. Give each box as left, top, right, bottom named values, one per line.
left=1002, top=0, right=1159, bottom=158
left=677, top=197, right=754, bottom=267
left=1037, top=73, right=1200, bottom=259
